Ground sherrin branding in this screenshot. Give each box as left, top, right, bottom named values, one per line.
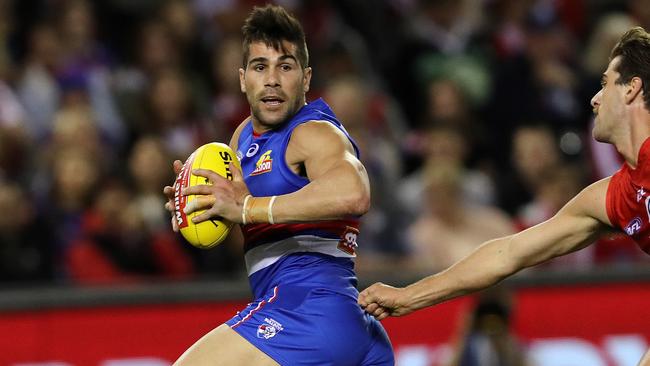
left=174, top=142, right=241, bottom=249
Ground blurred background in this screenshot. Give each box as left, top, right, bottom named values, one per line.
left=0, top=0, right=649, bottom=365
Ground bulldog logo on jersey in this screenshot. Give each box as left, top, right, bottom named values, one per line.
left=251, top=150, right=273, bottom=175
left=337, top=226, right=359, bottom=256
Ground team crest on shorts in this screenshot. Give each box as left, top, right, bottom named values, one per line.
left=256, top=317, right=283, bottom=339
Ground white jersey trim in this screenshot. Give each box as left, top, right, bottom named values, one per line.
left=245, top=235, right=356, bottom=275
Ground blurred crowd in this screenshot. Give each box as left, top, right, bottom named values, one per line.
left=1, top=0, right=650, bottom=287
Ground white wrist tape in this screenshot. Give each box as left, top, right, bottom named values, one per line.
left=268, top=195, right=277, bottom=224
left=242, top=194, right=252, bottom=225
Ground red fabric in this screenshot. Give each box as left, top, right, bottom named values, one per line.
left=605, top=138, right=650, bottom=254
left=66, top=210, right=195, bottom=284
left=242, top=219, right=360, bottom=248
left=150, top=232, right=195, bottom=278
left=66, top=239, right=136, bottom=285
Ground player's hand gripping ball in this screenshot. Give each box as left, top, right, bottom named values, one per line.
left=174, top=143, right=241, bottom=249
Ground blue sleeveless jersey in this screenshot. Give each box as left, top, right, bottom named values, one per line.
left=236, top=98, right=361, bottom=298
left=227, top=99, right=394, bottom=365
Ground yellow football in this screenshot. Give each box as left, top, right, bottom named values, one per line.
left=173, top=142, right=240, bottom=249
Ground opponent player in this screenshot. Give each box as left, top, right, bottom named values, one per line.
left=163, top=5, right=393, bottom=366
left=359, top=26, right=650, bottom=366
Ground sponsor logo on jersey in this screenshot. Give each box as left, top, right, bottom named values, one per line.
left=256, top=317, right=283, bottom=339
left=625, top=217, right=643, bottom=236
left=246, top=143, right=260, bottom=157
left=251, top=150, right=273, bottom=175
left=337, top=226, right=359, bottom=255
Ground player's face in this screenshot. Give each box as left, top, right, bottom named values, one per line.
left=240, top=41, right=312, bottom=132
left=591, top=56, right=627, bottom=143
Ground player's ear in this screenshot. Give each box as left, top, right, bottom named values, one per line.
left=303, top=67, right=312, bottom=93
left=239, top=68, right=246, bottom=93
left=625, top=76, right=643, bottom=104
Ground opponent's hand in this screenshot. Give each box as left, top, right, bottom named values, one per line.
left=358, top=282, right=414, bottom=320
left=163, top=160, right=184, bottom=232
left=182, top=163, right=250, bottom=224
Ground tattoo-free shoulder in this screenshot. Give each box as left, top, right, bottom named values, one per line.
left=289, top=120, right=355, bottom=153
left=573, top=176, right=613, bottom=227
left=229, top=116, right=251, bottom=152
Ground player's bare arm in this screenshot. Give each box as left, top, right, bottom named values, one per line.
left=275, top=120, right=370, bottom=221
left=359, top=177, right=613, bottom=320
left=182, top=119, right=369, bottom=225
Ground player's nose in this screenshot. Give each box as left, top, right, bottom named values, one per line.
left=264, top=68, right=280, bottom=87
left=590, top=90, right=602, bottom=109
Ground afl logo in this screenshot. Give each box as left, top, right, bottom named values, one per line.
left=246, top=143, right=259, bottom=157
left=625, top=217, right=642, bottom=236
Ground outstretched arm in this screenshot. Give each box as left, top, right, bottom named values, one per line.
left=359, top=177, right=613, bottom=319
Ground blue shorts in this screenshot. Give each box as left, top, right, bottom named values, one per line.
left=225, top=284, right=394, bottom=365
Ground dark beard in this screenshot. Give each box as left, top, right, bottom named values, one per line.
left=250, top=97, right=303, bottom=129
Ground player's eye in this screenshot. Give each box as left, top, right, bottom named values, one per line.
left=254, top=64, right=265, bottom=71
left=280, top=64, right=292, bottom=71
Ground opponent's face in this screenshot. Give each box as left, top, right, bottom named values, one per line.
left=240, top=41, right=311, bottom=132
left=591, top=56, right=628, bottom=142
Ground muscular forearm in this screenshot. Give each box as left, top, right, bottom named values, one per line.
left=403, top=236, right=519, bottom=310
left=244, top=158, right=370, bottom=223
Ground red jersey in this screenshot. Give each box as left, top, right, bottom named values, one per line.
left=606, top=138, right=650, bottom=254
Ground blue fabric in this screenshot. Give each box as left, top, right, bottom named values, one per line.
left=236, top=98, right=360, bottom=198
left=226, top=277, right=394, bottom=366
left=230, top=99, right=393, bottom=364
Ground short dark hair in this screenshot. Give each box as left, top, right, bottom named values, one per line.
left=241, top=5, right=309, bottom=68
left=610, top=27, right=650, bottom=111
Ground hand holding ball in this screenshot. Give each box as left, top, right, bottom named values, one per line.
left=173, top=143, right=241, bottom=249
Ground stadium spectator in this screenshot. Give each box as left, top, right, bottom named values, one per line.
left=15, top=23, right=62, bottom=143
left=406, top=162, right=513, bottom=272
left=142, top=68, right=215, bottom=159
left=399, top=123, right=496, bottom=219
left=449, top=288, right=530, bottom=366
left=0, top=0, right=647, bottom=285
left=66, top=179, right=195, bottom=284
left=324, top=74, right=407, bottom=258
left=0, top=181, right=53, bottom=284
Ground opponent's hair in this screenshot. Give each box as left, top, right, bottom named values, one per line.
left=610, top=27, right=650, bottom=110
left=241, top=5, right=309, bottom=68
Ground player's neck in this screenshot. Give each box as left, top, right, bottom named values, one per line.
left=617, top=111, right=650, bottom=169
